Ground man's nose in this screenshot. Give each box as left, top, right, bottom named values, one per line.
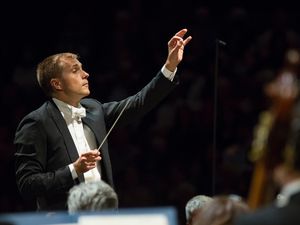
left=82, top=70, right=89, bottom=78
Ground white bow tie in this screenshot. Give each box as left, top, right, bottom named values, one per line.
left=71, top=107, right=86, bottom=122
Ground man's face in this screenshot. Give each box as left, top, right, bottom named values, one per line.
left=58, top=57, right=90, bottom=100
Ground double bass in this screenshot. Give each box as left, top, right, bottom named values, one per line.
left=247, top=49, right=300, bottom=209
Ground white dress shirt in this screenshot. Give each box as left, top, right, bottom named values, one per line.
left=162, top=65, right=177, bottom=81
left=52, top=98, right=101, bottom=183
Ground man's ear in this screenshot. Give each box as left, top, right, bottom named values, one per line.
left=50, top=78, right=62, bottom=91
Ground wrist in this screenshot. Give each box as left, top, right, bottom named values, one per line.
left=164, top=61, right=177, bottom=72
left=73, top=162, right=82, bottom=175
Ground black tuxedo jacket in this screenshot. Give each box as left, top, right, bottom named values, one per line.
left=234, top=192, right=300, bottom=225
left=14, top=72, right=178, bottom=211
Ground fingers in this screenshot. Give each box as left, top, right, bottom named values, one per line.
left=168, top=31, right=192, bottom=50
left=173, top=28, right=192, bottom=45
left=83, top=150, right=101, bottom=162
left=169, top=36, right=183, bottom=44
left=74, top=150, right=102, bottom=174
left=183, top=36, right=192, bottom=46
left=174, top=28, right=188, bottom=38
left=82, top=150, right=100, bottom=158
left=168, top=37, right=184, bottom=52
left=85, top=161, right=97, bottom=169
left=80, top=157, right=99, bottom=171
left=82, top=149, right=100, bottom=155
left=84, top=154, right=101, bottom=162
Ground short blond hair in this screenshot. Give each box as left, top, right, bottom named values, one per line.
left=36, top=52, right=78, bottom=96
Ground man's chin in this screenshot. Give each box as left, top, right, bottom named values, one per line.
left=81, top=91, right=90, bottom=98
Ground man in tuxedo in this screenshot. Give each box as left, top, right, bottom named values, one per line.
left=234, top=101, right=300, bottom=225
left=14, top=29, right=192, bottom=211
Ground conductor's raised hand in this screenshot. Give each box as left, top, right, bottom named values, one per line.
left=165, top=28, right=192, bottom=72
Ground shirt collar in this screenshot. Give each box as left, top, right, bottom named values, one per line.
left=52, top=98, right=85, bottom=120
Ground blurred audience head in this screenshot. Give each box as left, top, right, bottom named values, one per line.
left=190, top=195, right=250, bottom=225
left=185, top=195, right=213, bottom=225
left=67, top=180, right=118, bottom=213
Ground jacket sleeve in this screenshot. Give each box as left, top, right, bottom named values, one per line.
left=102, top=71, right=179, bottom=128
left=14, top=115, right=74, bottom=200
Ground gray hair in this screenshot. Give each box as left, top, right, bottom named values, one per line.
left=185, top=195, right=213, bottom=222
left=67, top=180, right=118, bottom=213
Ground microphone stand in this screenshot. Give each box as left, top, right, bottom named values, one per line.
left=212, top=39, right=226, bottom=195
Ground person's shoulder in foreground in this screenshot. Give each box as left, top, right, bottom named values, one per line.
left=191, top=195, right=250, bottom=225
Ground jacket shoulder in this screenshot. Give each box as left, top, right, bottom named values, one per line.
left=81, top=98, right=103, bottom=109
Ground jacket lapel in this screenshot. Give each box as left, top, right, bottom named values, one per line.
left=82, top=113, right=108, bottom=151
left=47, top=100, right=85, bottom=182
left=82, top=109, right=110, bottom=182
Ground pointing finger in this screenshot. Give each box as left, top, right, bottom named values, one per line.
left=183, top=36, right=192, bottom=46
left=174, top=28, right=188, bottom=38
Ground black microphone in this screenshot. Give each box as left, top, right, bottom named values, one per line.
left=218, top=40, right=227, bottom=46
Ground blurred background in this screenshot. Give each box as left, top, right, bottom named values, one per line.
left=1, top=0, right=299, bottom=224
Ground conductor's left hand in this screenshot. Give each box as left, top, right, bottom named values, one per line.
left=164, top=28, right=192, bottom=72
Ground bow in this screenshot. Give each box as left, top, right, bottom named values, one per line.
left=71, top=107, right=86, bottom=122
